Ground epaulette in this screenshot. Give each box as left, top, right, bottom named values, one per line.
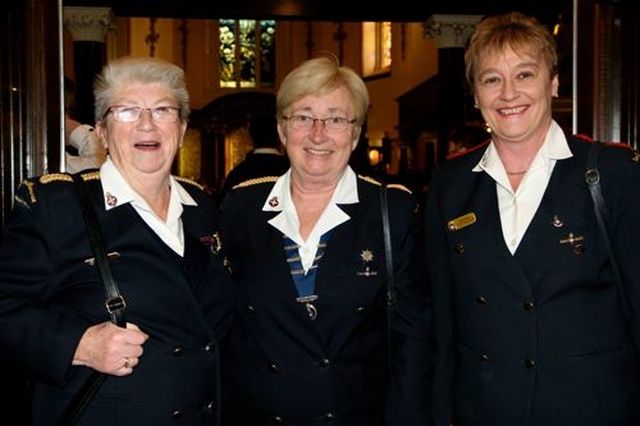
left=386, top=183, right=412, bottom=194
left=357, top=175, right=412, bottom=194
left=357, top=175, right=382, bottom=186
left=232, top=176, right=279, bottom=189
left=175, top=175, right=205, bottom=191
left=576, top=134, right=639, bottom=162
left=78, top=171, right=101, bottom=181
left=446, top=139, right=490, bottom=161
left=16, top=172, right=83, bottom=205
left=39, top=173, right=73, bottom=184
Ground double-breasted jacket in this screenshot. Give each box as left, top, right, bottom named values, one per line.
left=220, top=175, right=431, bottom=426
left=424, top=135, right=640, bottom=426
left=0, top=171, right=234, bottom=425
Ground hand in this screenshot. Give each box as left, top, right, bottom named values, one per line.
left=65, top=115, right=82, bottom=143
left=72, top=322, right=149, bottom=376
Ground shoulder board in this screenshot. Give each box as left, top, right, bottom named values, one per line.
left=175, top=175, right=204, bottom=191
left=357, top=175, right=382, bottom=186
left=574, top=133, right=594, bottom=144
left=39, top=173, right=73, bottom=184
left=79, top=171, right=101, bottom=181
left=577, top=134, right=639, bottom=161
left=233, top=176, right=279, bottom=189
left=357, top=175, right=412, bottom=194
left=446, top=139, right=490, bottom=160
left=386, top=183, right=412, bottom=194
left=39, top=171, right=100, bottom=185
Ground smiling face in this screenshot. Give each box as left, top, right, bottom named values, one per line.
left=473, top=46, right=559, bottom=146
left=96, top=82, right=187, bottom=183
left=278, top=85, right=361, bottom=187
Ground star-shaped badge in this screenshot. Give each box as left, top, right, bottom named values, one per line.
left=360, top=249, right=374, bottom=262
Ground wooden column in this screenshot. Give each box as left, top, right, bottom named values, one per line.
left=424, top=14, right=482, bottom=163
left=63, top=7, right=113, bottom=125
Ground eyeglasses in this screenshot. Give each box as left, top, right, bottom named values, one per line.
left=283, top=114, right=356, bottom=132
left=104, top=105, right=181, bottom=123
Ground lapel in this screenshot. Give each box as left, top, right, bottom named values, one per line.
left=514, top=151, right=592, bottom=299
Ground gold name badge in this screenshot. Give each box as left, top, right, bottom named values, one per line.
left=448, top=213, right=477, bottom=232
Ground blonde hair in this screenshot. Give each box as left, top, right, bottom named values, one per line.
left=276, top=54, right=369, bottom=126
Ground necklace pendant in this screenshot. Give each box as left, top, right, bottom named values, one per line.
left=296, top=295, right=318, bottom=321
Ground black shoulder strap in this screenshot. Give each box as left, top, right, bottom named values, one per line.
left=55, top=174, right=128, bottom=426
left=380, top=183, right=396, bottom=308
left=585, top=142, right=631, bottom=326
left=71, top=173, right=126, bottom=327
left=380, top=183, right=395, bottom=372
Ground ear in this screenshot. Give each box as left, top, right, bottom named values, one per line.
left=277, top=121, right=287, bottom=147
left=95, top=121, right=109, bottom=149
left=351, top=126, right=362, bottom=151
left=551, top=74, right=559, bottom=98
left=179, top=121, right=188, bottom=147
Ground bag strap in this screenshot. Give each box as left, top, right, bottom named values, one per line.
left=380, top=183, right=395, bottom=371
left=71, top=173, right=127, bottom=327
left=55, top=174, right=128, bottom=426
left=585, top=142, right=632, bottom=326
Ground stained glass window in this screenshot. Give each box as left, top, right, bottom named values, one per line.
left=219, top=19, right=275, bottom=88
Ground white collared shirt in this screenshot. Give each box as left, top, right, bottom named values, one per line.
left=263, top=166, right=359, bottom=272
left=473, top=120, right=573, bottom=254
left=99, top=157, right=198, bottom=256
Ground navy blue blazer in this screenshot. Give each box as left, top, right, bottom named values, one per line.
left=219, top=175, right=431, bottom=426
left=424, top=135, right=640, bottom=426
left=0, top=171, right=234, bottom=426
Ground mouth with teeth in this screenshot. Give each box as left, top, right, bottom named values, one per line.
left=498, top=105, right=527, bottom=116
left=305, top=148, right=331, bottom=155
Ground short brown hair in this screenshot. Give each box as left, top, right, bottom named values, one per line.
left=465, top=11, right=559, bottom=89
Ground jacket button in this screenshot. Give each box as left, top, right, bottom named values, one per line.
left=479, top=353, right=491, bottom=362
left=172, top=409, right=184, bottom=419
left=476, top=296, right=487, bottom=305
left=319, top=358, right=330, bottom=369
left=203, top=400, right=215, bottom=412
left=355, top=306, right=365, bottom=313
left=323, top=412, right=335, bottom=422
left=271, top=415, right=283, bottom=423
left=172, top=347, right=184, bottom=357
left=524, top=358, right=536, bottom=369
left=523, top=300, right=534, bottom=312
left=205, top=341, right=216, bottom=353
left=454, top=243, right=465, bottom=254
left=246, top=305, right=255, bottom=314
left=268, top=362, right=278, bottom=372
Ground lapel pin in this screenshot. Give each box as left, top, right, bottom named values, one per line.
left=552, top=215, right=563, bottom=227
left=357, top=249, right=378, bottom=276
left=105, top=192, right=118, bottom=207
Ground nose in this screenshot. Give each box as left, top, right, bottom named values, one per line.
left=500, top=79, right=517, bottom=101
left=308, top=119, right=327, bottom=141
left=136, top=109, right=156, bottom=128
